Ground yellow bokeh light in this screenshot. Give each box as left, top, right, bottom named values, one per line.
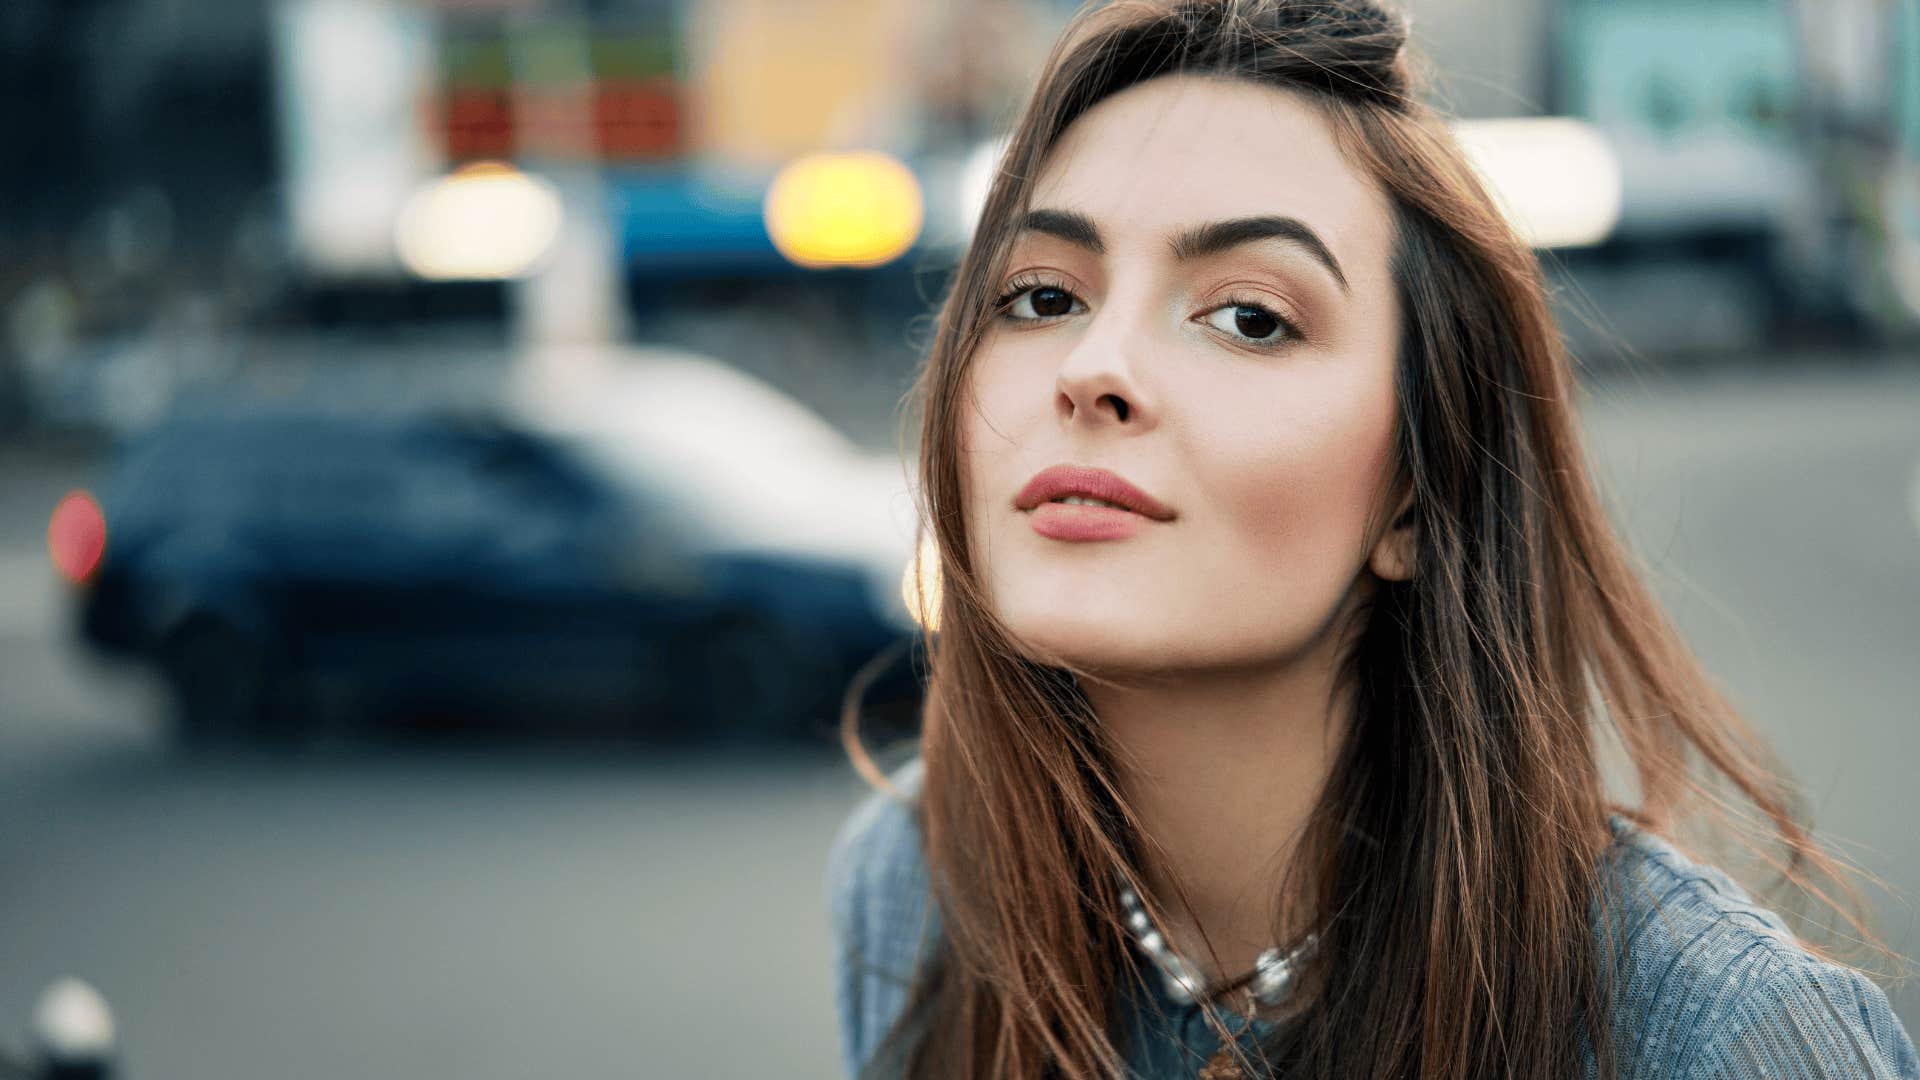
left=764, top=152, right=923, bottom=268
left=900, top=531, right=942, bottom=633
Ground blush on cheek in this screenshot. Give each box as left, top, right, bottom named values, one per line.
left=1225, top=420, right=1399, bottom=587
left=1241, top=476, right=1350, bottom=588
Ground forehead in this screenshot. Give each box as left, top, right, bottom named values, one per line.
left=1028, top=74, right=1391, bottom=276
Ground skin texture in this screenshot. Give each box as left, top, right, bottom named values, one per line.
left=959, top=74, right=1415, bottom=1010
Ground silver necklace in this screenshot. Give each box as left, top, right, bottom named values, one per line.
left=1116, top=871, right=1319, bottom=1008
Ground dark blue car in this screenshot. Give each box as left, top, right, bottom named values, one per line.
left=69, top=405, right=924, bottom=749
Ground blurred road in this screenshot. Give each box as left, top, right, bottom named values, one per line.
left=0, top=432, right=887, bottom=1079
left=0, top=358, right=1915, bottom=1078
left=1580, top=358, right=1920, bottom=1029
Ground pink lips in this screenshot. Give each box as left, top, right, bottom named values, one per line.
left=1014, top=464, right=1175, bottom=542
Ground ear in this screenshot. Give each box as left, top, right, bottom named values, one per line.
left=1367, top=482, right=1417, bottom=582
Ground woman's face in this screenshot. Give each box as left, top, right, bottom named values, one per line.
left=961, top=74, right=1410, bottom=676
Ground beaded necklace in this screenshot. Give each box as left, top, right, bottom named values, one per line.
left=1115, top=870, right=1320, bottom=1009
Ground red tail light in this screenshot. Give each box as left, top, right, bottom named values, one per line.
left=48, top=490, right=107, bottom=586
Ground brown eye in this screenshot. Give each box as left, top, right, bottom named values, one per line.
left=1030, top=287, right=1074, bottom=317
left=1000, top=283, right=1086, bottom=321
left=1233, top=307, right=1277, bottom=339
left=1202, top=301, right=1296, bottom=348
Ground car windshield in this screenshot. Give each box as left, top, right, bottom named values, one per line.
left=505, top=352, right=891, bottom=551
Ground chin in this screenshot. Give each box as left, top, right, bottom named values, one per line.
left=996, top=585, right=1338, bottom=679
left=996, top=598, right=1177, bottom=674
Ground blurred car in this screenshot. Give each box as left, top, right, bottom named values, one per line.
left=58, top=349, right=927, bottom=748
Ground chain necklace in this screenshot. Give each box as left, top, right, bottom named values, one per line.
left=1115, top=869, right=1319, bottom=1010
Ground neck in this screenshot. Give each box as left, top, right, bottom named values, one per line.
left=1086, top=632, right=1352, bottom=992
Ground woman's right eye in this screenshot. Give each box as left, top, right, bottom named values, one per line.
left=998, top=283, right=1086, bottom=321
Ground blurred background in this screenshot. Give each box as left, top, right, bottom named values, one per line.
left=0, top=0, right=1915, bottom=1075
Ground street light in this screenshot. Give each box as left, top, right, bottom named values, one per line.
left=764, top=151, right=923, bottom=269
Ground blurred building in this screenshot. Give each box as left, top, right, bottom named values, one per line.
left=1, top=0, right=1915, bottom=435
left=0, top=0, right=282, bottom=432
left=1404, top=0, right=1918, bottom=359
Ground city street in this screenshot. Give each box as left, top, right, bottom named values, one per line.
left=0, top=358, right=1916, bottom=1078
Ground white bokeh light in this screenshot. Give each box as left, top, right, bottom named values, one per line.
left=394, top=162, right=564, bottom=281
left=1450, top=117, right=1624, bottom=249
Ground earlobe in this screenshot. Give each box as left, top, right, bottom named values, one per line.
left=1368, top=493, right=1417, bottom=582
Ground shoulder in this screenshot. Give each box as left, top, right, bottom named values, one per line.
left=825, top=754, right=937, bottom=1077
left=827, top=754, right=930, bottom=942
left=1595, top=814, right=1918, bottom=1079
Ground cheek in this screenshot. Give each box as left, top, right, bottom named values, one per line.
left=963, top=336, right=1045, bottom=440
left=957, top=348, right=1032, bottom=547
left=959, top=339, right=1053, bottom=469
left=1197, top=369, right=1398, bottom=580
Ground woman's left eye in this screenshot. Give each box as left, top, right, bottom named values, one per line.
left=1200, top=301, right=1297, bottom=347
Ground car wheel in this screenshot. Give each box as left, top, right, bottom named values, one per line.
left=158, top=616, right=296, bottom=751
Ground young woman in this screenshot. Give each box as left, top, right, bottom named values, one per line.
left=828, top=1, right=1918, bottom=1077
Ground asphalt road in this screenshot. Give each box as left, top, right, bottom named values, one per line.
left=0, top=358, right=1914, bottom=1078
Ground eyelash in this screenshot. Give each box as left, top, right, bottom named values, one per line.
left=990, top=274, right=1303, bottom=351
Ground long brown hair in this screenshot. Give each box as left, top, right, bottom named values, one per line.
left=840, top=2, right=1898, bottom=1076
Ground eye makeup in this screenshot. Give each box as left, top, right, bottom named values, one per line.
left=990, top=271, right=1311, bottom=353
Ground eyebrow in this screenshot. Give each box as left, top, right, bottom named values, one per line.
left=1019, top=208, right=1350, bottom=295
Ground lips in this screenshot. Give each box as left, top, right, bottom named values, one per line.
left=1014, top=465, right=1176, bottom=521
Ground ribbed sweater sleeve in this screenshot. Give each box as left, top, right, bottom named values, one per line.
left=826, top=757, right=930, bottom=1078
left=1682, top=946, right=1917, bottom=1078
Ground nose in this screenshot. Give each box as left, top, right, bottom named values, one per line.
left=1053, top=297, right=1160, bottom=430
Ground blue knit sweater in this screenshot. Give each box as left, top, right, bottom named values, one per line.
left=826, top=755, right=1918, bottom=1078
